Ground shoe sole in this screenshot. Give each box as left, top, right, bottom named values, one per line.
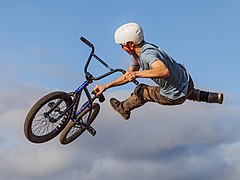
left=218, top=93, right=224, bottom=104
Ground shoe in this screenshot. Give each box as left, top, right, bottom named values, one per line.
left=110, top=98, right=130, bottom=120
left=217, top=93, right=224, bottom=104
left=208, top=93, right=224, bottom=104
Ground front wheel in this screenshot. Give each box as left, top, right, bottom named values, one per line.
left=59, top=103, right=100, bottom=145
left=24, top=91, right=72, bottom=143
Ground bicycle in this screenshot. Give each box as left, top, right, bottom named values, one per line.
left=24, top=37, right=138, bottom=145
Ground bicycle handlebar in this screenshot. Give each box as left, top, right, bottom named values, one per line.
left=80, top=37, right=93, bottom=48
left=80, top=36, right=139, bottom=85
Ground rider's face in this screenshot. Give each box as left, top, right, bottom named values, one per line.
left=121, top=42, right=135, bottom=55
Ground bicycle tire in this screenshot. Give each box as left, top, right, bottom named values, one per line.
left=24, top=91, right=72, bottom=143
left=59, top=103, right=100, bottom=145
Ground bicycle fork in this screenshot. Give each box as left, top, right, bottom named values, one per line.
left=72, top=97, right=100, bottom=137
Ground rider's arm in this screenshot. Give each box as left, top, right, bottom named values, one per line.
left=94, top=60, right=169, bottom=95
left=129, top=64, right=140, bottom=72
left=93, top=73, right=129, bottom=96
left=124, top=59, right=169, bottom=82
left=105, top=64, right=140, bottom=89
left=94, top=64, right=140, bottom=95
left=105, top=74, right=129, bottom=89
left=134, top=59, right=169, bottom=79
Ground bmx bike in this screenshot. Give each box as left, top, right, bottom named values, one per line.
left=24, top=37, right=138, bottom=145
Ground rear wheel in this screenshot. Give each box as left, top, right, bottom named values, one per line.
left=24, top=91, right=72, bottom=143
left=59, top=103, right=100, bottom=145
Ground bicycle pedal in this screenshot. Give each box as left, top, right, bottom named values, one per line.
left=87, top=125, right=96, bottom=136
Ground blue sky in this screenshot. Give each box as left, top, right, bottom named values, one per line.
left=1, top=1, right=240, bottom=180
left=1, top=0, right=239, bottom=93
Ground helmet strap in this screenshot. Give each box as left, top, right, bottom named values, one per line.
left=133, top=52, right=139, bottom=64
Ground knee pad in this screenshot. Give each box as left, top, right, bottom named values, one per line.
left=200, top=91, right=209, bottom=102
left=133, top=84, right=147, bottom=100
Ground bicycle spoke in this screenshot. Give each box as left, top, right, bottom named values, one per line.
left=65, top=111, right=90, bottom=139
left=30, top=98, right=68, bottom=137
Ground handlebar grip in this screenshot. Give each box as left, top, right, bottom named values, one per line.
left=91, top=91, right=105, bottom=103
left=133, top=79, right=139, bottom=85
left=80, top=37, right=93, bottom=47
left=98, top=94, right=105, bottom=103
left=120, top=69, right=139, bottom=85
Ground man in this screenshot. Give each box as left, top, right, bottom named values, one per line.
left=94, top=22, right=223, bottom=120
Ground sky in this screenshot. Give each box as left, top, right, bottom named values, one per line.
left=0, top=0, right=240, bottom=179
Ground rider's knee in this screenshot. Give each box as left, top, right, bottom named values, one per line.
left=133, top=84, right=147, bottom=101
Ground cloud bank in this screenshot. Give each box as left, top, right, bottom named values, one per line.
left=0, top=86, right=240, bottom=180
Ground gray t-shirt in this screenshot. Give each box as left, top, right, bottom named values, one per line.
left=131, top=42, right=190, bottom=100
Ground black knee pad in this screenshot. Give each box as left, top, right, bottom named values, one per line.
left=200, top=91, right=209, bottom=102
left=134, top=84, right=147, bottom=98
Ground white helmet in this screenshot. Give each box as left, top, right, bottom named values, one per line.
left=114, top=22, right=144, bottom=45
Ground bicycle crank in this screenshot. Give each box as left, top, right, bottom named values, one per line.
left=87, top=125, right=96, bottom=136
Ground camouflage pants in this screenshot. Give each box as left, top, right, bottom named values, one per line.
left=122, top=77, right=219, bottom=112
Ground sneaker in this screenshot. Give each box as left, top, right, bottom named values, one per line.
left=208, top=92, right=224, bottom=104
left=110, top=98, right=130, bottom=120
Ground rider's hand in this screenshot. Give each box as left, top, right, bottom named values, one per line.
left=93, top=85, right=106, bottom=96
left=125, top=71, right=136, bottom=82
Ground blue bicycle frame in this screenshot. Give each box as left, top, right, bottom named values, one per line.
left=62, top=37, right=139, bottom=135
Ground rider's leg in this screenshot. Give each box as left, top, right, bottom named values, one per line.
left=187, top=88, right=223, bottom=104
left=110, top=84, right=187, bottom=120
left=185, top=76, right=223, bottom=104
left=110, top=84, right=148, bottom=120
left=110, top=77, right=223, bottom=120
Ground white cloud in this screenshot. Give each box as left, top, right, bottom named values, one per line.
left=0, top=142, right=73, bottom=178
left=0, top=87, right=240, bottom=180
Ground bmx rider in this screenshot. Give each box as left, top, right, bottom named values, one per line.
left=93, top=22, right=223, bottom=120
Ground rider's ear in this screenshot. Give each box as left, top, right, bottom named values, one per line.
left=128, top=42, right=135, bottom=50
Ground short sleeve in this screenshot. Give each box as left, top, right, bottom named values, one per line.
left=141, top=49, right=160, bottom=68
